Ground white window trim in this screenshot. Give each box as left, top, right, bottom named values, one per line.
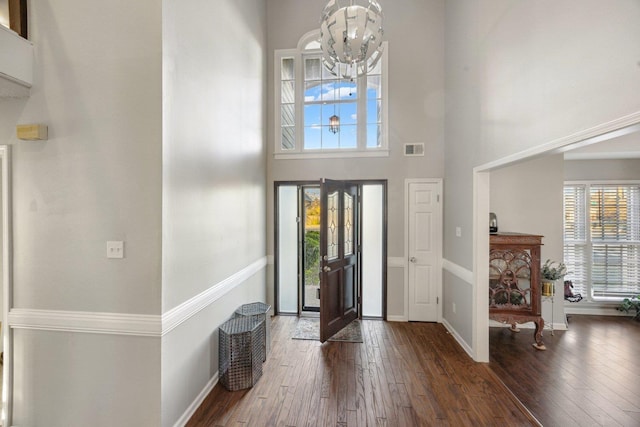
left=564, top=179, right=640, bottom=304
left=274, top=31, right=389, bottom=160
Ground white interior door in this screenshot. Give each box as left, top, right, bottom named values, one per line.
left=407, top=180, right=442, bottom=322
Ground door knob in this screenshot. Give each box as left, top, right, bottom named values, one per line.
left=323, top=266, right=331, bottom=272
left=410, top=257, right=417, bottom=263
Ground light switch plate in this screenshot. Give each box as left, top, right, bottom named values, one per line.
left=107, top=241, right=124, bottom=259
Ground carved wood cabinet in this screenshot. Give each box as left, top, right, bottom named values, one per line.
left=489, top=232, right=546, bottom=350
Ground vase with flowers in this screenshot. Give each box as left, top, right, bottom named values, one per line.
left=541, top=259, right=569, bottom=297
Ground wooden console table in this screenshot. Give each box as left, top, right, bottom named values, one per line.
left=489, top=232, right=546, bottom=350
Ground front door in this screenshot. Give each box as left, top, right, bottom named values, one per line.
left=319, top=179, right=359, bottom=342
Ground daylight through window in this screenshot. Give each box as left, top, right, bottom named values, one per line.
left=564, top=182, right=640, bottom=300
left=275, top=32, right=388, bottom=159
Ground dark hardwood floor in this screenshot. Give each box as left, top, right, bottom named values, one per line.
left=489, top=315, right=640, bottom=427
left=188, top=316, right=536, bottom=426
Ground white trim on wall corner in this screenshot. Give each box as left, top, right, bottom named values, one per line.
left=442, top=258, right=473, bottom=285
left=7, top=257, right=268, bottom=338
left=162, top=257, right=267, bottom=336
left=173, top=372, right=219, bottom=427
left=8, top=309, right=161, bottom=336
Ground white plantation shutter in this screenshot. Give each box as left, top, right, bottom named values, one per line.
left=564, top=183, right=640, bottom=300
left=564, top=185, right=588, bottom=296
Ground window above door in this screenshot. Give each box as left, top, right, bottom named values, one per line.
left=274, top=31, right=389, bottom=160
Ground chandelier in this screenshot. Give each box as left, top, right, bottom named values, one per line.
left=319, top=0, right=384, bottom=79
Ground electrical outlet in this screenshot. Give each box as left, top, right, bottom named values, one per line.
left=455, top=227, right=462, bottom=237
left=107, top=241, right=124, bottom=259
left=452, top=302, right=457, bottom=314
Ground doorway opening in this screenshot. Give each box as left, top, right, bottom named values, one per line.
left=275, top=180, right=387, bottom=322
left=473, top=117, right=640, bottom=362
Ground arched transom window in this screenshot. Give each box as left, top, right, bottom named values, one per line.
left=274, top=30, right=388, bottom=159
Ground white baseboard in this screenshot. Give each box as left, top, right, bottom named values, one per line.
left=489, top=319, right=568, bottom=331
left=564, top=304, right=627, bottom=316
left=386, top=315, right=407, bottom=322
left=173, top=372, right=219, bottom=427
left=441, top=318, right=474, bottom=359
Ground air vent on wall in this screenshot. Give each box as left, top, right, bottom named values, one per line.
left=404, top=143, right=425, bottom=156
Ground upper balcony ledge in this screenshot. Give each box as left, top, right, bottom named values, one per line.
left=0, top=24, right=33, bottom=98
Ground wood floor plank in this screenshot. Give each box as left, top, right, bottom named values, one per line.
left=189, top=316, right=543, bottom=426
left=489, top=315, right=640, bottom=427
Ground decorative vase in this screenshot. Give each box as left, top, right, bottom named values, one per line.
left=542, top=280, right=555, bottom=297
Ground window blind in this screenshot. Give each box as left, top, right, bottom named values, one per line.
left=564, top=185, right=588, bottom=295
left=563, top=183, right=640, bottom=300
left=590, top=185, right=640, bottom=298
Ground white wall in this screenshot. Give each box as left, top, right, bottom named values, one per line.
left=9, top=0, right=163, bottom=315
left=13, top=331, right=160, bottom=426
left=266, top=0, right=445, bottom=318
left=0, top=0, right=8, bottom=29
left=490, top=155, right=565, bottom=328
left=565, top=158, right=640, bottom=181
left=160, top=0, right=268, bottom=425
left=444, top=0, right=640, bottom=354
left=1, top=0, right=164, bottom=425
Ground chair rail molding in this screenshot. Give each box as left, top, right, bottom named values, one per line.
left=442, top=258, right=473, bottom=285
left=162, top=256, right=268, bottom=335
left=8, top=308, right=161, bottom=336
left=7, top=257, right=268, bottom=337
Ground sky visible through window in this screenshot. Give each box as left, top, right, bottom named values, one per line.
left=303, top=75, right=381, bottom=150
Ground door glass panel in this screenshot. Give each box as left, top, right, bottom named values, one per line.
left=362, top=184, right=383, bottom=317
left=303, top=187, right=321, bottom=310
left=327, top=190, right=339, bottom=260
left=277, top=185, right=299, bottom=313
left=344, top=192, right=354, bottom=256
left=344, top=264, right=355, bottom=310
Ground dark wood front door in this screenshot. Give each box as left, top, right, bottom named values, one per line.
left=319, top=179, right=359, bottom=342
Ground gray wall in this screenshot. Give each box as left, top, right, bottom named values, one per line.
left=565, top=158, right=640, bottom=181
left=1, top=0, right=268, bottom=424
left=444, top=0, right=640, bottom=352
left=490, top=155, right=565, bottom=326
left=160, top=0, right=268, bottom=425
left=266, top=0, right=445, bottom=318
left=1, top=0, right=163, bottom=425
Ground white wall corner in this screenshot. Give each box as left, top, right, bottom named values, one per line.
left=172, top=371, right=219, bottom=427
left=441, top=317, right=474, bottom=359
